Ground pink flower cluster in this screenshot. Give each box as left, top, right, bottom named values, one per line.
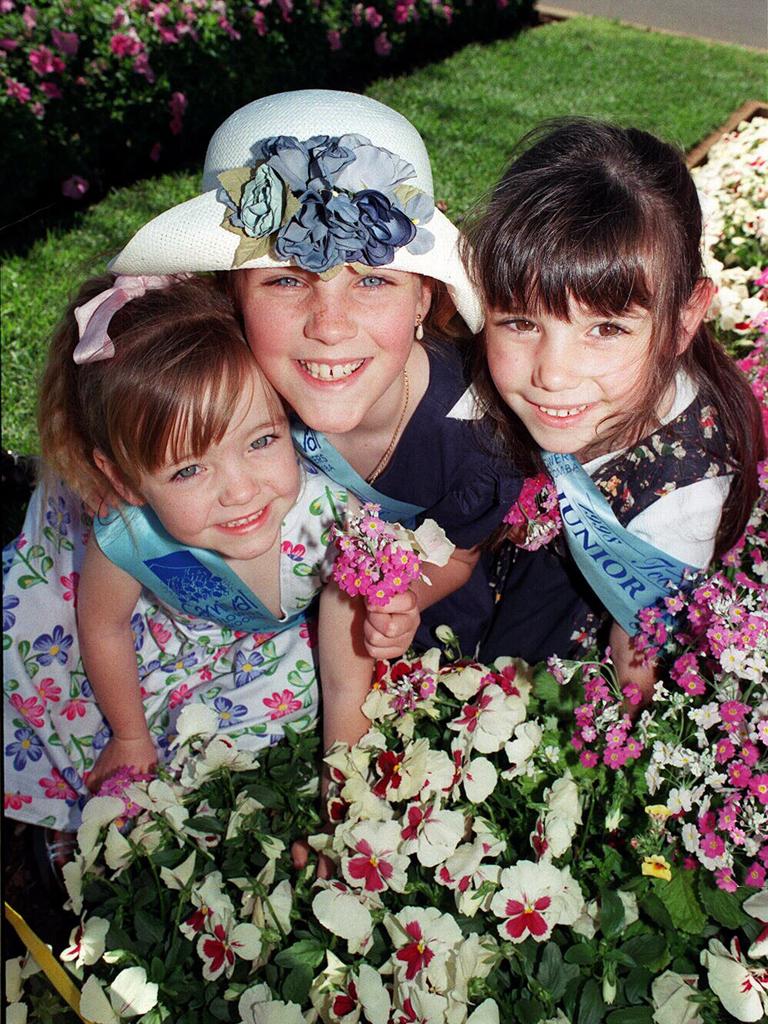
left=95, top=764, right=155, bottom=825
left=635, top=448, right=768, bottom=889
left=503, top=473, right=562, bottom=551
left=569, top=667, right=644, bottom=771
left=332, top=504, right=422, bottom=607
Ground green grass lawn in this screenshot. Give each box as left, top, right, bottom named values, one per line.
left=2, top=14, right=765, bottom=453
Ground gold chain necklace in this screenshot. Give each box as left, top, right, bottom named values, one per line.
left=366, top=368, right=410, bottom=484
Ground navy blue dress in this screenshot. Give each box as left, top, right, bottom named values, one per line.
left=299, top=341, right=523, bottom=654
left=376, top=343, right=522, bottom=653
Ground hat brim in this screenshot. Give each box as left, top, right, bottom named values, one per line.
left=109, top=190, right=483, bottom=334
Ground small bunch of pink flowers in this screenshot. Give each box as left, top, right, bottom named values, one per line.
left=332, top=504, right=453, bottom=607
left=564, top=661, right=645, bottom=771
left=503, top=473, right=562, bottom=551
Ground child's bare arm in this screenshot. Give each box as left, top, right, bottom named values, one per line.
left=78, top=536, right=157, bottom=790
left=609, top=619, right=657, bottom=705
left=318, top=584, right=374, bottom=753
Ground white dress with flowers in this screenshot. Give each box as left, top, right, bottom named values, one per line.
left=3, top=460, right=347, bottom=831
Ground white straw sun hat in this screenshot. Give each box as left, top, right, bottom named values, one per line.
left=110, top=89, right=482, bottom=332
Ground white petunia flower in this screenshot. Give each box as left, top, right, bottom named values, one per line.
left=61, top=915, right=110, bottom=969
left=399, top=798, right=465, bottom=867
left=312, top=880, right=377, bottom=956
left=237, top=982, right=305, bottom=1024
left=701, top=938, right=768, bottom=1022
left=651, top=971, right=702, bottom=1024
left=80, top=966, right=159, bottom=1021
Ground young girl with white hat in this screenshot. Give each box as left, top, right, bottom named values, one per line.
left=109, top=88, right=520, bottom=654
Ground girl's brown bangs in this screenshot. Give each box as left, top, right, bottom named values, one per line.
left=110, top=338, right=257, bottom=479
left=476, top=202, right=655, bottom=319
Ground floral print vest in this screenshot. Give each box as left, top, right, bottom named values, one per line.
left=590, top=394, right=733, bottom=525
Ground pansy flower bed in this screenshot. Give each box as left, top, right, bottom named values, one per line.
left=5, top=118, right=768, bottom=1024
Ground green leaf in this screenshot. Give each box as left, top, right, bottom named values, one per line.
left=600, top=890, right=625, bottom=940
left=274, top=938, right=326, bottom=970
left=186, top=815, right=225, bottom=834
left=292, top=563, right=314, bottom=576
left=578, top=979, right=605, bottom=1024
left=207, top=997, right=232, bottom=1021
left=538, top=942, right=564, bottom=999
left=624, top=966, right=652, bottom=1005
left=653, top=872, right=706, bottom=934
left=282, top=964, right=314, bottom=1005
left=40, top=555, right=54, bottom=573
left=538, top=941, right=580, bottom=1001
left=698, top=878, right=749, bottom=929
left=565, top=943, right=597, bottom=966
left=620, top=934, right=667, bottom=968
left=149, top=956, right=166, bottom=982
left=134, top=908, right=167, bottom=947
left=639, top=893, right=674, bottom=931
left=605, top=1010, right=652, bottom=1024
left=515, top=998, right=546, bottom=1024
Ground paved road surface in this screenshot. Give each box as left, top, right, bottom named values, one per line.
left=537, top=0, right=768, bottom=49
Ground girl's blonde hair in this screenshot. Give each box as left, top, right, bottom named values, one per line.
left=39, top=274, right=279, bottom=503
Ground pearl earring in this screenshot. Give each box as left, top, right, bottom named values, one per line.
left=415, top=314, right=424, bottom=341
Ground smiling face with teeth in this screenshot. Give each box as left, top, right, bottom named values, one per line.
left=122, top=364, right=301, bottom=563
left=484, top=301, right=663, bottom=458
left=237, top=266, right=432, bottom=438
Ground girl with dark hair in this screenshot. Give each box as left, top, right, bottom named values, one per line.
left=463, top=118, right=764, bottom=694
left=4, top=274, right=376, bottom=831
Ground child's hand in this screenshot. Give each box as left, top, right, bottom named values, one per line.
left=86, top=734, right=158, bottom=793
left=291, top=838, right=335, bottom=880
left=363, top=589, right=420, bottom=659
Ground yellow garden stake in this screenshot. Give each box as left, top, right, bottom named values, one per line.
left=3, top=901, right=92, bottom=1023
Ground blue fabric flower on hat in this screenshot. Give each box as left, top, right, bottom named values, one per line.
left=219, top=132, right=435, bottom=273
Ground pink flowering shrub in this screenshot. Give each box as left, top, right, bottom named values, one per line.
left=0, top=0, right=532, bottom=235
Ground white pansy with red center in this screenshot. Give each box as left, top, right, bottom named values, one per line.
left=195, top=912, right=262, bottom=982
left=449, top=744, right=498, bottom=805
left=179, top=734, right=259, bottom=787
left=61, top=915, right=110, bottom=969
left=341, top=820, right=409, bottom=894
left=384, top=906, right=463, bottom=992
left=80, top=966, right=159, bottom=1022
left=490, top=860, right=585, bottom=944
left=436, top=830, right=505, bottom=917
left=180, top=870, right=235, bottom=941
left=700, top=937, right=768, bottom=1022
left=312, top=879, right=380, bottom=956
left=399, top=797, right=465, bottom=867
left=237, top=982, right=305, bottom=1024
left=310, top=953, right=391, bottom=1024
left=371, top=737, right=430, bottom=801
left=447, top=683, right=527, bottom=755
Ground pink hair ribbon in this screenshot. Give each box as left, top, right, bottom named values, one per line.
left=73, top=274, right=181, bottom=364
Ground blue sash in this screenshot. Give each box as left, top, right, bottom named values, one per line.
left=291, top=421, right=426, bottom=524
left=94, top=505, right=303, bottom=635
left=542, top=451, right=695, bottom=635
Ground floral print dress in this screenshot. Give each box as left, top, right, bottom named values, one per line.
left=3, top=462, right=348, bottom=831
